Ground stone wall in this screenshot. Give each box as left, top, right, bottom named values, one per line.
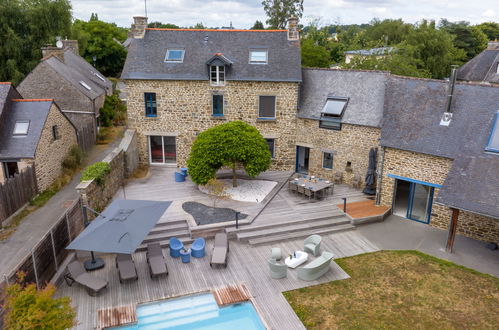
left=125, top=79, right=299, bottom=171
left=119, top=129, right=139, bottom=176
left=31, top=104, right=78, bottom=191
left=378, top=147, right=498, bottom=243
left=295, top=118, right=380, bottom=185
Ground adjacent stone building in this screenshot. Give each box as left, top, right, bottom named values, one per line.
left=457, top=41, right=499, bottom=85
left=122, top=17, right=301, bottom=171
left=18, top=41, right=112, bottom=151
left=0, top=84, right=78, bottom=191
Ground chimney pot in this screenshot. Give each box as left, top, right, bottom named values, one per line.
left=129, top=16, right=148, bottom=39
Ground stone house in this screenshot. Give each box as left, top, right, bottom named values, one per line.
left=457, top=41, right=499, bottom=85
left=296, top=68, right=388, bottom=185
left=0, top=84, right=78, bottom=191
left=121, top=17, right=301, bottom=170
left=377, top=74, right=499, bottom=244
left=18, top=40, right=112, bottom=151
left=344, top=47, right=394, bottom=64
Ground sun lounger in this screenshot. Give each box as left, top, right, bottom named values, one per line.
left=65, top=261, right=108, bottom=296
left=210, top=232, right=228, bottom=268
left=115, top=254, right=138, bottom=283
left=147, top=243, right=168, bottom=278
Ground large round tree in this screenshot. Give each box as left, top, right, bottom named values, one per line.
left=187, top=121, right=271, bottom=187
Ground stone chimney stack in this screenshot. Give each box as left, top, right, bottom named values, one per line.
left=41, top=38, right=79, bottom=60
left=287, top=17, right=299, bottom=41
left=62, top=40, right=79, bottom=55
left=129, top=16, right=148, bottom=39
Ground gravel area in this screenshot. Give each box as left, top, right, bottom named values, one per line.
left=182, top=202, right=248, bottom=225
left=199, top=179, right=277, bottom=203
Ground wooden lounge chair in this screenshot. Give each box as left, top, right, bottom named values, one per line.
left=65, top=261, right=108, bottom=296
left=115, top=254, right=138, bottom=283
left=210, top=232, right=229, bottom=268
left=146, top=243, right=168, bottom=278
left=268, top=259, right=287, bottom=279
left=297, top=251, right=334, bottom=281
left=304, top=234, right=322, bottom=256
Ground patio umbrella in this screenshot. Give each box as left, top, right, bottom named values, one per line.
left=66, top=199, right=171, bottom=268
left=363, top=148, right=377, bottom=195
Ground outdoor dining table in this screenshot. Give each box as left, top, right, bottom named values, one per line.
left=290, top=176, right=334, bottom=198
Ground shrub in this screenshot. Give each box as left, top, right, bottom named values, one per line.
left=81, top=162, right=111, bottom=185
left=204, top=178, right=229, bottom=207
left=99, top=91, right=127, bottom=127
left=4, top=272, right=76, bottom=330
left=62, top=145, right=84, bottom=170
left=96, top=127, right=110, bottom=144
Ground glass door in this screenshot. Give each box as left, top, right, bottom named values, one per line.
left=163, top=136, right=176, bottom=163
left=296, top=146, right=310, bottom=174
left=149, top=136, right=177, bottom=164
left=408, top=183, right=433, bottom=223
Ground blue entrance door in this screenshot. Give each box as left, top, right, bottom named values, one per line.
left=295, top=146, right=310, bottom=174
left=394, top=179, right=434, bottom=224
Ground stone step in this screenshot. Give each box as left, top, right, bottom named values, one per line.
left=142, top=229, right=191, bottom=245
left=149, top=221, right=189, bottom=235
left=236, top=217, right=350, bottom=242
left=155, top=219, right=189, bottom=227
left=248, top=224, right=355, bottom=246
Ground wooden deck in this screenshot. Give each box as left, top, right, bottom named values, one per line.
left=337, top=200, right=390, bottom=219
left=57, top=231, right=378, bottom=329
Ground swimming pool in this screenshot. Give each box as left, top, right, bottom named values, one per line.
left=110, top=293, right=266, bottom=329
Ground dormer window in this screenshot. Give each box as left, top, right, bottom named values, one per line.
left=249, top=49, right=268, bottom=64
left=485, top=111, right=499, bottom=153
left=13, top=120, right=30, bottom=135
left=79, top=81, right=91, bottom=90
left=319, top=96, right=348, bottom=130
left=165, top=49, right=185, bottom=63
left=210, top=65, right=225, bottom=86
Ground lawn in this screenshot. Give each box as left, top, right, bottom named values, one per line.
left=283, top=250, right=499, bottom=329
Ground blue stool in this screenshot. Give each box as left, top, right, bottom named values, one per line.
left=180, top=249, right=191, bottom=263
left=174, top=171, right=186, bottom=182
left=180, top=167, right=188, bottom=176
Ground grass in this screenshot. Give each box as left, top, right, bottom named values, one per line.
left=283, top=250, right=499, bottom=329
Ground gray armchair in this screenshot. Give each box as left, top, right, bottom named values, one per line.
left=304, top=234, right=322, bottom=256
left=268, top=259, right=287, bottom=279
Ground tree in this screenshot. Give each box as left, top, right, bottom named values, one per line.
left=439, top=19, right=488, bottom=60
left=476, top=22, right=499, bottom=41
left=204, top=178, right=229, bottom=207
left=148, top=21, right=180, bottom=29
left=187, top=121, right=271, bottom=187
left=191, top=22, right=206, bottom=29
left=90, top=12, right=98, bottom=21
left=251, top=20, right=265, bottom=30
left=362, top=18, right=412, bottom=46
left=71, top=19, right=128, bottom=77
left=0, top=0, right=72, bottom=84
left=262, top=0, right=304, bottom=29
left=4, top=273, right=76, bottom=329
left=301, top=39, right=330, bottom=67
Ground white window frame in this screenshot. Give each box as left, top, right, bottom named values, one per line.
left=13, top=121, right=30, bottom=135
left=322, top=151, right=334, bottom=169
left=210, top=65, right=225, bottom=86
left=165, top=49, right=185, bottom=63
left=249, top=49, right=268, bottom=64
left=79, top=81, right=92, bottom=90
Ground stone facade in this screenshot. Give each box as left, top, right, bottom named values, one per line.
left=29, top=104, right=78, bottom=191
left=295, top=118, right=380, bottom=185
left=378, top=147, right=499, bottom=243
left=125, top=79, right=299, bottom=171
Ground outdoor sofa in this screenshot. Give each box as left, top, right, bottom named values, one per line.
left=297, top=251, right=334, bottom=281
left=65, top=261, right=108, bottom=296
left=210, top=232, right=229, bottom=268
left=147, top=243, right=168, bottom=278
left=115, top=254, right=138, bottom=283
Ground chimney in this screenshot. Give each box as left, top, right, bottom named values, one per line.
left=440, top=66, right=458, bottom=127
left=62, top=40, right=79, bottom=55
left=287, top=17, right=299, bottom=41
left=487, top=41, right=499, bottom=50
left=129, top=16, right=148, bottom=39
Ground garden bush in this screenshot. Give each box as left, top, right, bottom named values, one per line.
left=81, top=162, right=111, bottom=185
left=61, top=145, right=84, bottom=170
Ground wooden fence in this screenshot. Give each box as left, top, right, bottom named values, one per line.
left=0, top=198, right=84, bottom=324
left=0, top=166, right=38, bottom=224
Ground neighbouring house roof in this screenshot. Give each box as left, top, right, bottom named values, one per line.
left=457, top=49, right=499, bottom=84
left=0, top=100, right=53, bottom=159
left=298, top=68, right=389, bottom=127
left=381, top=75, right=499, bottom=218
left=0, top=83, right=12, bottom=119
left=121, top=29, right=301, bottom=82
left=344, top=47, right=394, bottom=56
left=62, top=50, right=113, bottom=92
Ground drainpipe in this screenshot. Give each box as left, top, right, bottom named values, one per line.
left=375, top=146, right=385, bottom=206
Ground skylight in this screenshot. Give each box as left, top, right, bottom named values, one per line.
left=94, top=73, right=105, bottom=81
left=321, top=98, right=348, bottom=116
left=13, top=121, right=29, bottom=135
left=79, top=81, right=92, bottom=90
left=249, top=50, right=268, bottom=64
left=485, top=111, right=499, bottom=153
left=165, top=49, right=185, bottom=62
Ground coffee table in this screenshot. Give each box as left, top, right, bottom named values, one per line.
left=284, top=251, right=308, bottom=268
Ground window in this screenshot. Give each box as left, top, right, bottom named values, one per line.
left=265, top=138, right=275, bottom=158
left=52, top=125, right=60, bottom=140
left=212, top=95, right=224, bottom=116
left=319, top=97, right=348, bottom=130
left=13, top=121, right=29, bottom=135
left=144, top=93, right=157, bottom=117
left=165, top=49, right=185, bottom=62
left=323, top=152, right=334, bottom=169
left=3, top=162, right=19, bottom=179
left=210, top=65, right=225, bottom=86
left=258, top=96, right=276, bottom=119
left=485, top=111, right=499, bottom=153
left=249, top=49, right=268, bottom=64
left=79, top=81, right=92, bottom=90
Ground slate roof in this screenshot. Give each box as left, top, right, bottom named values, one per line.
left=381, top=76, right=499, bottom=218
left=0, top=83, right=11, bottom=119
left=0, top=100, right=53, bottom=159
left=62, top=50, right=113, bottom=92
left=121, top=29, right=301, bottom=82
left=298, top=68, right=389, bottom=127
left=457, top=49, right=499, bottom=84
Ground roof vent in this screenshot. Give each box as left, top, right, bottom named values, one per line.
left=440, top=66, right=458, bottom=126
left=204, top=35, right=209, bottom=43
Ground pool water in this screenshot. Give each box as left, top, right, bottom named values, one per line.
left=111, top=293, right=266, bottom=330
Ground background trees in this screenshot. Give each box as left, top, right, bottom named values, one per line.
left=187, top=121, right=271, bottom=187
left=262, top=0, right=304, bottom=29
